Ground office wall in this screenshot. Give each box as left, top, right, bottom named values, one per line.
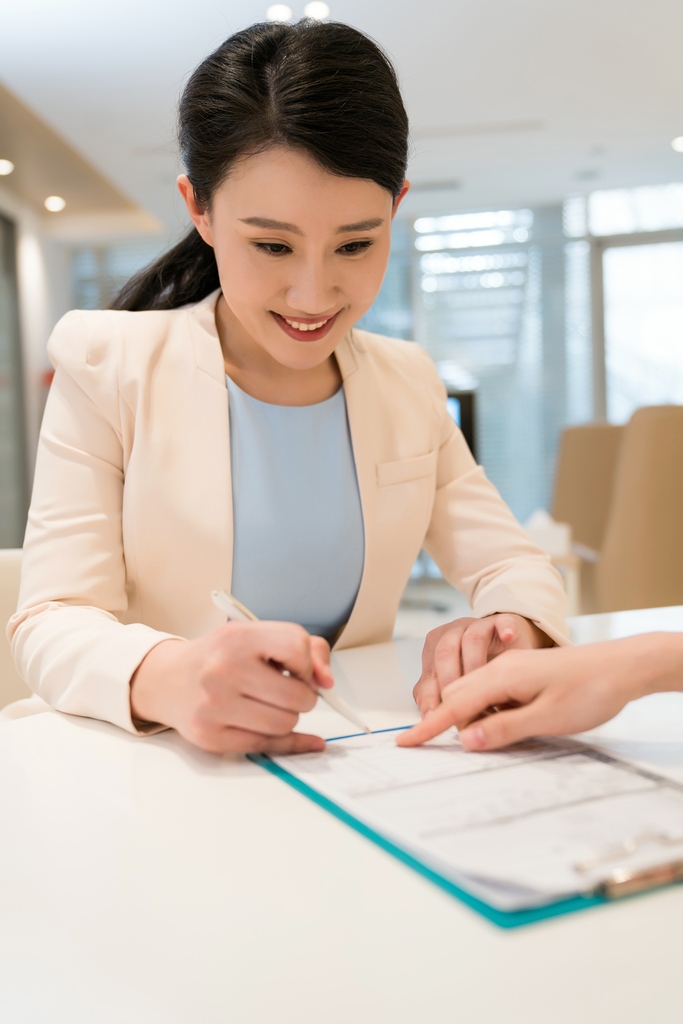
left=0, top=184, right=71, bottom=544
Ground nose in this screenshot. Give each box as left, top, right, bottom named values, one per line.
left=285, top=252, right=339, bottom=316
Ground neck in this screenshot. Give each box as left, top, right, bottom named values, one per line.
left=215, top=295, right=342, bottom=407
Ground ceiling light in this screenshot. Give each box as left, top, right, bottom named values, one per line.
left=0, top=159, right=14, bottom=175
left=44, top=196, right=66, bottom=212
left=266, top=4, right=292, bottom=20
left=304, top=1, right=330, bottom=17
left=672, top=137, right=683, bottom=153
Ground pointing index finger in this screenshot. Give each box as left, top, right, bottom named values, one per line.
left=397, top=661, right=531, bottom=747
left=396, top=700, right=458, bottom=746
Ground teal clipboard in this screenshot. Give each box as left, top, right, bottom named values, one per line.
left=248, top=747, right=607, bottom=929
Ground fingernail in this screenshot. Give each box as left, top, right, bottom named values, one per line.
left=460, top=726, right=486, bottom=750
left=502, top=630, right=514, bottom=641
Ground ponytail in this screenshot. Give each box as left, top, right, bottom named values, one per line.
left=110, top=228, right=219, bottom=311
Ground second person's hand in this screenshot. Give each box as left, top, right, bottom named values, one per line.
left=398, top=633, right=683, bottom=750
left=130, top=620, right=333, bottom=754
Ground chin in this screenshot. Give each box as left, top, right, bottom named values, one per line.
left=281, top=352, right=334, bottom=371
left=268, top=334, right=343, bottom=368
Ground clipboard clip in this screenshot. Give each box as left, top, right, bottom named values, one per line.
left=573, top=830, right=683, bottom=899
left=596, top=858, right=683, bottom=899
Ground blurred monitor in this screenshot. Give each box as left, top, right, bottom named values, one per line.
left=446, top=390, right=477, bottom=461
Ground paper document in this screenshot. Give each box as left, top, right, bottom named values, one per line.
left=270, top=729, right=683, bottom=910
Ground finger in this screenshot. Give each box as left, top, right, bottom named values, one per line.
left=420, top=621, right=462, bottom=676
left=310, top=636, right=334, bottom=689
left=459, top=702, right=550, bottom=751
left=253, top=622, right=316, bottom=683
left=413, top=673, right=442, bottom=716
left=493, top=613, right=520, bottom=646
left=231, top=696, right=301, bottom=737
left=397, top=698, right=459, bottom=746
left=242, top=663, right=319, bottom=714
left=460, top=619, right=496, bottom=675
left=256, top=731, right=326, bottom=754
left=193, top=726, right=326, bottom=755
left=432, top=624, right=469, bottom=687
left=443, top=657, right=541, bottom=726
left=399, top=658, right=542, bottom=746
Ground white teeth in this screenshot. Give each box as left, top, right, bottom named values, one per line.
left=283, top=317, right=328, bottom=331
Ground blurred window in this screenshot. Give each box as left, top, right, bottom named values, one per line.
left=356, top=219, right=413, bottom=339
left=603, top=241, right=683, bottom=423
left=412, top=204, right=590, bottom=522
left=588, top=183, right=683, bottom=236
left=71, top=240, right=166, bottom=310
left=0, top=213, right=27, bottom=547
left=564, top=239, right=592, bottom=424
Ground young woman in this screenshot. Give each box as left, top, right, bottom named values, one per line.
left=398, top=632, right=683, bottom=750
left=8, top=19, right=569, bottom=754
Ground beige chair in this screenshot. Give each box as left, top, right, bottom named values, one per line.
left=0, top=549, right=31, bottom=709
left=596, top=405, right=683, bottom=613
left=552, top=422, right=624, bottom=553
left=552, top=422, right=624, bottom=613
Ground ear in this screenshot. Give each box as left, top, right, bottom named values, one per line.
left=391, top=180, right=410, bottom=220
left=177, top=174, right=214, bottom=247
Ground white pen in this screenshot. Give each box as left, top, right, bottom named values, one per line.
left=211, top=589, right=372, bottom=735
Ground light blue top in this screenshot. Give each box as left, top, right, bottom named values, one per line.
left=226, top=375, right=365, bottom=643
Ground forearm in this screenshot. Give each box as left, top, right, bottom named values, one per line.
left=629, top=632, right=683, bottom=697
left=425, top=466, right=570, bottom=647
left=130, top=638, right=188, bottom=725
left=8, top=603, right=180, bottom=733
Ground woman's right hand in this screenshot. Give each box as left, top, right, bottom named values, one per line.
left=130, top=621, right=332, bottom=754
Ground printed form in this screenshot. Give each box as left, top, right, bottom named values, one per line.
left=271, top=730, right=683, bottom=910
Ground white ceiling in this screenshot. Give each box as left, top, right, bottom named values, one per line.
left=2, top=0, right=683, bottom=236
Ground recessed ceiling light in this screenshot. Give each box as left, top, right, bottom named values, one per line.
left=304, top=1, right=330, bottom=17
left=266, top=4, right=292, bottom=20
left=0, top=159, right=14, bottom=175
left=672, top=137, right=683, bottom=153
left=44, top=195, right=66, bottom=212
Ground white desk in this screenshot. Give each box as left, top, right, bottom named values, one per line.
left=1, top=611, right=683, bottom=1024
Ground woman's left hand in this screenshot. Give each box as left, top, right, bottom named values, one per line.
left=413, top=613, right=552, bottom=716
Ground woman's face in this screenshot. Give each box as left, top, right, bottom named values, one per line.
left=179, top=146, right=408, bottom=370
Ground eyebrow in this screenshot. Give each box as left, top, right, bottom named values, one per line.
left=336, top=218, right=384, bottom=234
left=239, top=216, right=385, bottom=235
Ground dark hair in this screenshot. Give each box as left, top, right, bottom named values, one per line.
left=112, top=19, right=409, bottom=312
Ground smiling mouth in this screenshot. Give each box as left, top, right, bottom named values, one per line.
left=271, top=310, right=340, bottom=341
left=284, top=316, right=330, bottom=331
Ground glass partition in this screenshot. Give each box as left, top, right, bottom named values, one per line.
left=411, top=204, right=588, bottom=522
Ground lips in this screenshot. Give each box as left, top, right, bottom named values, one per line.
left=271, top=310, right=340, bottom=342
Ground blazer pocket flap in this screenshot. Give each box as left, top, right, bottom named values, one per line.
left=377, top=451, right=437, bottom=487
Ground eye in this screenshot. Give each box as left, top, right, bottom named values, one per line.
left=254, top=242, right=292, bottom=256
left=337, top=240, right=374, bottom=256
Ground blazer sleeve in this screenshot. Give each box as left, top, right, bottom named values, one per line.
left=416, top=351, right=570, bottom=646
left=7, top=311, right=181, bottom=733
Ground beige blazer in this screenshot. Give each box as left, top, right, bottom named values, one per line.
left=8, top=290, right=568, bottom=734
